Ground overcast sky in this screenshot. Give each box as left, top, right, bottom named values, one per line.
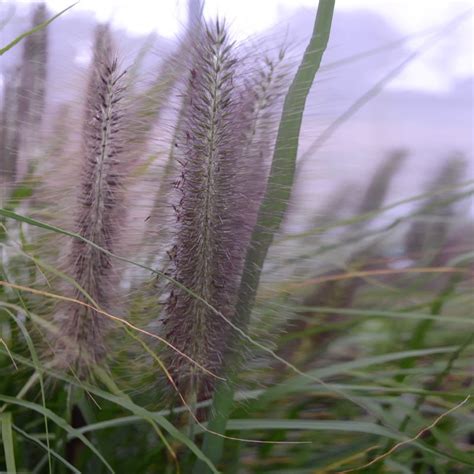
left=35, top=1, right=470, bottom=37
left=6, top=0, right=474, bottom=92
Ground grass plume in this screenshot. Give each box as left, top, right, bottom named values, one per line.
left=0, top=3, right=48, bottom=186
left=160, top=20, right=270, bottom=398
left=51, top=24, right=128, bottom=377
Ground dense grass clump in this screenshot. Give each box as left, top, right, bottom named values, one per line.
left=1, top=1, right=472, bottom=473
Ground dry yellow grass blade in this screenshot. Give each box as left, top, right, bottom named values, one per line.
left=283, top=267, right=470, bottom=291
left=0, top=280, right=224, bottom=382
left=340, top=395, right=471, bottom=473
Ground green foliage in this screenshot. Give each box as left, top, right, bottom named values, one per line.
left=1, top=1, right=473, bottom=473
left=0, top=3, right=76, bottom=56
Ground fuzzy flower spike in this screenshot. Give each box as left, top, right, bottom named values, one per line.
left=161, top=20, right=250, bottom=398
left=52, top=25, right=128, bottom=377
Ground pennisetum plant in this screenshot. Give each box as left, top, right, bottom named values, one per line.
left=0, top=66, right=22, bottom=188
left=18, top=3, right=48, bottom=138
left=0, top=3, right=48, bottom=189
left=158, top=19, right=289, bottom=402
left=2, top=3, right=473, bottom=473
left=194, top=3, right=336, bottom=470
left=283, top=149, right=407, bottom=364
left=160, top=20, right=249, bottom=400
left=0, top=2, right=337, bottom=470
left=238, top=50, right=289, bottom=230
left=50, top=24, right=129, bottom=378
left=405, top=155, right=466, bottom=265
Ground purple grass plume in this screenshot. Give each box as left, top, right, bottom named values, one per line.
left=238, top=49, right=288, bottom=229
left=161, top=20, right=247, bottom=398
left=159, top=20, right=287, bottom=399
left=51, top=25, right=128, bottom=377
left=0, top=3, right=48, bottom=185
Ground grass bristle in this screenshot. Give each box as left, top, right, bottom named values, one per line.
left=51, top=24, right=129, bottom=377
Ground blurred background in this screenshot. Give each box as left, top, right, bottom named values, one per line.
left=1, top=0, right=473, bottom=215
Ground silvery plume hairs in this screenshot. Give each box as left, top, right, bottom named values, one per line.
left=161, top=20, right=252, bottom=398
left=238, top=50, right=288, bottom=228
left=52, top=25, right=128, bottom=377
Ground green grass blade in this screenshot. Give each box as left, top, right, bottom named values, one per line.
left=205, top=419, right=402, bottom=440
left=195, top=2, right=336, bottom=473
left=296, top=9, right=473, bottom=171
left=0, top=349, right=220, bottom=474
left=0, top=396, right=114, bottom=473
left=276, top=182, right=473, bottom=243
left=0, top=3, right=77, bottom=56
left=13, top=424, right=80, bottom=474
left=0, top=301, right=52, bottom=473
left=0, top=207, right=313, bottom=382
left=192, top=382, right=234, bottom=474
left=302, top=346, right=458, bottom=378
left=293, top=306, right=473, bottom=326
left=0, top=208, right=222, bottom=320
left=1, top=412, right=16, bottom=473
left=235, top=0, right=336, bottom=332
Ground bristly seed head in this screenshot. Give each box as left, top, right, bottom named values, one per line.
left=52, top=24, right=129, bottom=378
left=160, top=20, right=288, bottom=399
left=160, top=20, right=245, bottom=398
